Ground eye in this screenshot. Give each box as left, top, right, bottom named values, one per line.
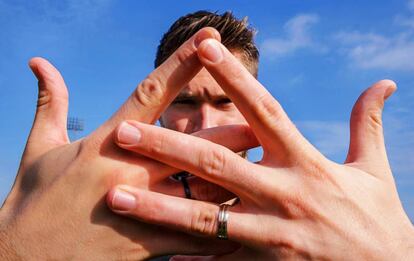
left=172, top=98, right=197, bottom=106
left=216, top=98, right=233, bottom=106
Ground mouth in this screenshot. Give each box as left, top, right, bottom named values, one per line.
left=169, top=171, right=195, bottom=182
left=169, top=171, right=236, bottom=203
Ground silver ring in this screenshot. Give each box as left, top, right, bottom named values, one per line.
left=217, top=203, right=230, bottom=239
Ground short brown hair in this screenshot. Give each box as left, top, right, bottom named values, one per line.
left=155, top=10, right=259, bottom=77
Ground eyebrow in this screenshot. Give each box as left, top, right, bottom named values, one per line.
left=174, top=93, right=195, bottom=100
left=173, top=93, right=230, bottom=101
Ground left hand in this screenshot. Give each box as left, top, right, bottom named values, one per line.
left=107, top=39, right=414, bottom=260
left=0, top=30, right=249, bottom=259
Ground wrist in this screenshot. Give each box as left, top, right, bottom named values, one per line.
left=396, top=224, right=414, bottom=261
left=0, top=225, right=18, bottom=260
left=404, top=227, right=414, bottom=260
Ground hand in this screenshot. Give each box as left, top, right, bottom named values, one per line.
left=114, top=122, right=257, bottom=204
left=107, top=39, right=414, bottom=260
left=0, top=29, right=249, bottom=260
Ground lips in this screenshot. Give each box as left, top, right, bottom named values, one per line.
left=169, top=171, right=195, bottom=181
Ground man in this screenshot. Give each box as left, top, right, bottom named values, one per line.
left=1, top=10, right=412, bottom=260
left=0, top=11, right=260, bottom=259
left=149, top=10, right=259, bottom=203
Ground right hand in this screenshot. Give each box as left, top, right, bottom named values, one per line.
left=105, top=38, right=414, bottom=260
left=0, top=28, right=250, bottom=260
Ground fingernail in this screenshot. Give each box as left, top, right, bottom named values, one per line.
left=201, top=39, right=223, bottom=63
left=194, top=28, right=219, bottom=48
left=118, top=122, right=141, bottom=145
left=111, top=188, right=136, bottom=211
left=384, top=85, right=397, bottom=100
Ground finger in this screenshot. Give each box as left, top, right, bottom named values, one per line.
left=117, top=122, right=258, bottom=161
left=114, top=121, right=262, bottom=196
left=23, top=57, right=70, bottom=165
left=107, top=186, right=241, bottom=239
left=170, top=247, right=273, bottom=261
left=152, top=177, right=236, bottom=203
left=116, top=123, right=258, bottom=184
left=345, top=80, right=396, bottom=178
left=145, top=228, right=239, bottom=258
left=160, top=235, right=239, bottom=258
left=148, top=124, right=254, bottom=202
left=107, top=186, right=289, bottom=248
left=93, top=28, right=220, bottom=141
left=196, top=39, right=316, bottom=163
left=109, top=123, right=259, bottom=202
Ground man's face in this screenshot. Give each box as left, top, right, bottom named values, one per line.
left=159, top=53, right=249, bottom=202
left=160, top=63, right=247, bottom=133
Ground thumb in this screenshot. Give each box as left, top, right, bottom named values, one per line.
left=22, top=57, right=70, bottom=166
left=345, top=79, right=396, bottom=179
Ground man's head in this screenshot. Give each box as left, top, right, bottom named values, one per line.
left=157, top=10, right=259, bottom=134
left=155, top=10, right=259, bottom=76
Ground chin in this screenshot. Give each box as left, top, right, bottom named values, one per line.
left=170, top=171, right=236, bottom=203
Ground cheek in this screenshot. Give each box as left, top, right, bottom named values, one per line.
left=220, top=109, right=248, bottom=125
left=160, top=111, right=190, bottom=132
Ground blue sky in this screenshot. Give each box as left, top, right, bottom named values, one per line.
left=0, top=0, right=413, bottom=220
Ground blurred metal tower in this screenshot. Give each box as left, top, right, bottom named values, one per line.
left=67, top=116, right=84, bottom=142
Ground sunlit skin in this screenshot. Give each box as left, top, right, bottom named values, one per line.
left=157, top=53, right=250, bottom=203
left=109, top=37, right=414, bottom=260
left=160, top=67, right=247, bottom=133
left=0, top=28, right=254, bottom=259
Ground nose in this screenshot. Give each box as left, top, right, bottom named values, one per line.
left=193, top=104, right=218, bottom=132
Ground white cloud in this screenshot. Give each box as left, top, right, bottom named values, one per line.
left=295, top=121, right=349, bottom=160
left=383, top=112, right=414, bottom=183
left=395, top=15, right=414, bottom=29
left=41, top=0, right=113, bottom=25
left=336, top=0, right=414, bottom=71
left=296, top=117, right=414, bottom=221
left=394, top=0, right=414, bottom=29
left=409, top=0, right=414, bottom=11
left=295, top=115, right=414, bottom=178
left=335, top=31, right=414, bottom=71
left=0, top=0, right=113, bottom=62
left=261, top=14, right=323, bottom=57
left=0, top=0, right=112, bottom=28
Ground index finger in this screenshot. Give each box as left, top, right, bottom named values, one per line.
left=94, top=28, right=221, bottom=139
left=197, top=39, right=310, bottom=161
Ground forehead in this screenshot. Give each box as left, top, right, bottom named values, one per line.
left=178, top=52, right=244, bottom=98
left=179, top=67, right=223, bottom=97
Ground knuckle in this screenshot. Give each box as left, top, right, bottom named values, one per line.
left=189, top=206, right=217, bottom=236
left=253, top=93, right=285, bottom=127
left=300, top=157, right=342, bottom=192
left=352, top=92, right=384, bottom=128
left=198, top=147, right=226, bottom=178
left=133, top=76, right=165, bottom=108
left=301, top=156, right=330, bottom=179
left=280, top=193, right=306, bottom=219
left=37, top=88, right=51, bottom=108
left=147, top=133, right=166, bottom=155
left=367, top=108, right=383, bottom=129
left=174, top=47, right=195, bottom=70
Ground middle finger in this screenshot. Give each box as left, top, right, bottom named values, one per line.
left=92, top=27, right=221, bottom=141
left=197, top=39, right=310, bottom=163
